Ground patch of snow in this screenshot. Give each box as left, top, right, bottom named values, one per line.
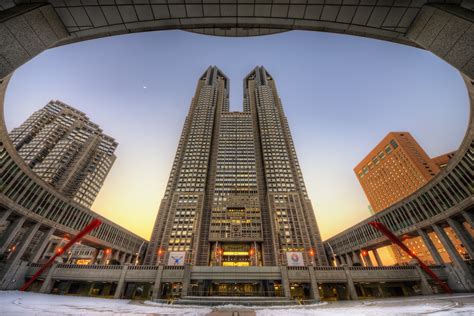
left=1, top=291, right=473, bottom=316
left=257, top=294, right=474, bottom=316
left=0, top=291, right=211, bottom=315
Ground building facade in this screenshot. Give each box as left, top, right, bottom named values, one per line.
left=354, top=132, right=470, bottom=265
left=145, top=66, right=327, bottom=272
left=354, top=132, right=441, bottom=213
left=9, top=100, right=117, bottom=208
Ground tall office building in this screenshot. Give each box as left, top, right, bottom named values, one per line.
left=145, top=66, right=328, bottom=269
left=9, top=100, right=117, bottom=208
left=354, top=133, right=469, bottom=264
left=354, top=132, right=441, bottom=213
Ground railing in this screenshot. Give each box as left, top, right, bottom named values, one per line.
left=164, top=266, right=185, bottom=270
left=314, top=266, right=345, bottom=271
left=349, top=266, right=416, bottom=271
left=128, top=265, right=160, bottom=270
left=27, top=263, right=185, bottom=270
left=57, top=264, right=123, bottom=269
left=26, top=263, right=435, bottom=271
left=287, top=266, right=307, bottom=271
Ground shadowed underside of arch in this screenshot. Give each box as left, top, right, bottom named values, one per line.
left=3, top=0, right=431, bottom=42
left=0, top=1, right=473, bottom=80
left=0, top=0, right=473, bottom=273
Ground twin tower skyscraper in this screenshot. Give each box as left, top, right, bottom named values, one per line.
left=145, top=66, right=328, bottom=268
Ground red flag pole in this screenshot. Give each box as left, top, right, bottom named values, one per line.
left=369, top=221, right=452, bottom=294
left=20, top=218, right=102, bottom=291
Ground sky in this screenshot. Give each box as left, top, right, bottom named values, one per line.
left=4, top=30, right=469, bottom=243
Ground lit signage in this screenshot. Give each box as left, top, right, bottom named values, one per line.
left=223, top=251, right=249, bottom=256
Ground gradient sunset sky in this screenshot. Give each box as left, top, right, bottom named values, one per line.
left=4, top=30, right=469, bottom=243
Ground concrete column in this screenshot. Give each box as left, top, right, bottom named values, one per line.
left=31, top=227, right=55, bottom=263
left=377, top=284, right=385, bottom=298
left=362, top=253, right=373, bottom=267
left=413, top=264, right=433, bottom=295
left=444, top=264, right=468, bottom=292
left=0, top=216, right=26, bottom=253
left=432, top=224, right=474, bottom=290
left=0, top=209, right=12, bottom=227
left=90, top=249, right=99, bottom=264
left=308, top=267, right=321, bottom=301
left=462, top=211, right=473, bottom=229
left=40, top=263, right=58, bottom=293
left=123, top=254, right=130, bottom=264
left=113, top=265, right=129, bottom=299
left=418, top=229, right=443, bottom=265
left=99, top=250, right=109, bottom=264
left=280, top=266, right=291, bottom=298
left=180, top=263, right=192, bottom=297
left=345, top=253, right=353, bottom=266
left=352, top=251, right=361, bottom=264
left=0, top=223, right=40, bottom=289
left=447, top=218, right=474, bottom=259
left=119, top=252, right=127, bottom=264
left=4, top=222, right=40, bottom=264
left=339, top=255, right=347, bottom=265
left=342, top=265, right=358, bottom=300
left=151, top=265, right=164, bottom=300
left=372, top=249, right=383, bottom=266
left=1, top=261, right=29, bottom=290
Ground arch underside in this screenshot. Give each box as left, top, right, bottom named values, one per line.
left=0, top=0, right=472, bottom=263
left=6, top=1, right=434, bottom=44
left=1, top=2, right=473, bottom=77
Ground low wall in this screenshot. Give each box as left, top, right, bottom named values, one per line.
left=23, top=263, right=449, bottom=285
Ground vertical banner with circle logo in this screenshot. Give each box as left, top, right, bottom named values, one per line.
left=167, top=251, right=186, bottom=266
left=286, top=252, right=305, bottom=266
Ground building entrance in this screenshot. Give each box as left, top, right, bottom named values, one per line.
left=211, top=282, right=259, bottom=296
left=188, top=280, right=284, bottom=297
left=210, top=242, right=262, bottom=266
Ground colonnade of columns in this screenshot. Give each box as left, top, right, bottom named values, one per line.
left=332, top=211, right=474, bottom=291
left=95, top=248, right=136, bottom=265
left=0, top=211, right=54, bottom=289
left=0, top=208, right=138, bottom=289
left=335, top=249, right=380, bottom=267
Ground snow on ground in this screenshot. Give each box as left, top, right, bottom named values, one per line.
left=0, top=291, right=473, bottom=315
left=256, top=294, right=474, bottom=316
left=0, top=291, right=211, bottom=315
